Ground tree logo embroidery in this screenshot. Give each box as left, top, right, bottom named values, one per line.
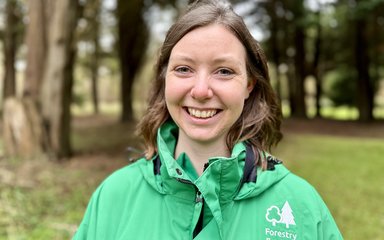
left=266, top=201, right=296, bottom=228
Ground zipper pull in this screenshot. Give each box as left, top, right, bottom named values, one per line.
left=195, top=190, right=203, bottom=203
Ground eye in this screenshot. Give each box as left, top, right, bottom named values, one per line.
left=217, top=68, right=234, bottom=76
left=175, top=66, right=191, bottom=74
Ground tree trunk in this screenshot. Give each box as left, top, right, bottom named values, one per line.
left=117, top=0, right=149, bottom=122
left=291, top=24, right=307, bottom=118
left=40, top=0, right=79, bottom=159
left=90, top=0, right=101, bottom=115
left=23, top=0, right=48, bottom=99
left=2, top=0, right=18, bottom=100
left=2, top=0, right=79, bottom=160
left=313, top=10, right=322, bottom=118
left=289, top=0, right=307, bottom=118
left=3, top=97, right=47, bottom=158
left=269, top=0, right=282, bottom=101
left=2, top=0, right=50, bottom=160
left=354, top=17, right=373, bottom=122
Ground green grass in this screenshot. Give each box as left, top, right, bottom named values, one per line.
left=0, top=121, right=133, bottom=239
left=274, top=134, right=384, bottom=240
left=0, top=159, right=103, bottom=240
left=281, top=102, right=384, bottom=120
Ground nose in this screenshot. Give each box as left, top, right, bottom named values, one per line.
left=190, top=74, right=213, bottom=100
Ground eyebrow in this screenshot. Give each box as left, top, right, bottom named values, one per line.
left=169, top=55, right=196, bottom=64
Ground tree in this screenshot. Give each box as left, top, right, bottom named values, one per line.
left=3, top=0, right=80, bottom=160
left=370, top=2, right=384, bottom=93
left=77, top=0, right=102, bottom=114
left=2, top=0, right=21, bottom=102
left=116, top=0, right=178, bottom=122
left=308, top=7, right=323, bottom=118
left=40, top=0, right=80, bottom=158
left=89, top=0, right=101, bottom=115
left=352, top=0, right=375, bottom=121
left=23, top=0, right=46, bottom=99
left=325, top=67, right=357, bottom=107
left=3, top=0, right=48, bottom=158
left=266, top=206, right=281, bottom=226
left=116, top=0, right=149, bottom=122
left=264, top=0, right=285, bottom=101
left=290, top=0, right=307, bottom=118
left=324, top=0, right=383, bottom=121
left=242, top=0, right=383, bottom=120
left=247, top=0, right=309, bottom=118
left=280, top=201, right=296, bottom=228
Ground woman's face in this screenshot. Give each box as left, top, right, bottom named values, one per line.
left=165, top=24, right=254, bottom=147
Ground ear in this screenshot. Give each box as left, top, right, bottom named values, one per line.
left=245, top=78, right=256, bottom=99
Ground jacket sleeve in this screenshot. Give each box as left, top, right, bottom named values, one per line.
left=72, top=220, right=88, bottom=240
left=72, top=201, right=91, bottom=239
left=72, top=184, right=104, bottom=240
left=313, top=189, right=344, bottom=240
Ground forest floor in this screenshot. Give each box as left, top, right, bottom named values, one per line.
left=281, top=117, right=384, bottom=138
left=0, top=115, right=383, bottom=239
left=1, top=114, right=384, bottom=192
left=68, top=115, right=384, bottom=170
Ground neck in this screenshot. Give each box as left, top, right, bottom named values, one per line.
left=175, top=134, right=230, bottom=176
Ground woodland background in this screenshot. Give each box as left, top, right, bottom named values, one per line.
left=0, top=0, right=383, bottom=239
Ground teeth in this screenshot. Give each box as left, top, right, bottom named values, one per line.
left=188, top=108, right=217, bottom=119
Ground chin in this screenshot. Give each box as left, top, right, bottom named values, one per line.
left=186, top=132, right=224, bottom=145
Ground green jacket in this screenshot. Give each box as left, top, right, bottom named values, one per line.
left=73, top=121, right=343, bottom=239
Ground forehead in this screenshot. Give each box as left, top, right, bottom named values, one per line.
left=170, top=24, right=246, bottom=62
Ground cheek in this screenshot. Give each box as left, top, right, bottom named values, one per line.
left=220, top=82, right=250, bottom=105
left=164, top=75, right=174, bottom=96
left=164, top=79, right=171, bottom=99
left=164, top=78, right=184, bottom=105
left=226, top=91, right=248, bottom=119
left=234, top=100, right=245, bottom=114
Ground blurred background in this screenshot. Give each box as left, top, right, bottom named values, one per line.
left=0, top=0, right=383, bottom=239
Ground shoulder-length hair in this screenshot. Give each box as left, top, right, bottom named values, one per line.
left=137, top=0, right=282, bottom=162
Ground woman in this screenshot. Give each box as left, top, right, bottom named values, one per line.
left=73, top=1, right=343, bottom=239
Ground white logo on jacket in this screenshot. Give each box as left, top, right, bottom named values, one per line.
left=265, top=201, right=297, bottom=240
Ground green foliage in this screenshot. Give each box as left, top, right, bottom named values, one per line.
left=352, top=0, right=384, bottom=20
left=323, top=67, right=357, bottom=107
left=72, top=91, right=86, bottom=107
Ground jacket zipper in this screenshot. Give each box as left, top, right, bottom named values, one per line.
left=193, top=162, right=210, bottom=237
left=175, top=162, right=210, bottom=238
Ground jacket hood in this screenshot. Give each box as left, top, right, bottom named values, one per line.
left=235, top=163, right=290, bottom=199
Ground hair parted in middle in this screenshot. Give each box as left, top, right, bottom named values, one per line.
left=137, top=0, right=282, bottom=160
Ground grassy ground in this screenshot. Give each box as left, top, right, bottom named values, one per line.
left=0, top=115, right=383, bottom=239
left=274, top=133, right=384, bottom=240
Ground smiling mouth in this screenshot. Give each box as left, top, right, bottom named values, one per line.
left=187, top=107, right=219, bottom=119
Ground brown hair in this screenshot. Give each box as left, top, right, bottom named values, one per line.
left=137, top=0, right=282, bottom=162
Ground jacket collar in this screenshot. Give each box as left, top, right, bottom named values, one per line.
left=154, top=121, right=248, bottom=232
left=146, top=120, right=289, bottom=198
left=155, top=121, right=246, bottom=198
left=139, top=121, right=289, bottom=235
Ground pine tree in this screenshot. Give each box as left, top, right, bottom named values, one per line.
left=280, top=201, right=296, bottom=228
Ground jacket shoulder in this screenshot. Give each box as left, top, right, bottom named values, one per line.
left=275, top=171, right=328, bottom=211
left=97, top=158, right=149, bottom=195
left=279, top=171, right=317, bottom=193
left=72, top=158, right=153, bottom=239
left=274, top=171, right=342, bottom=237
